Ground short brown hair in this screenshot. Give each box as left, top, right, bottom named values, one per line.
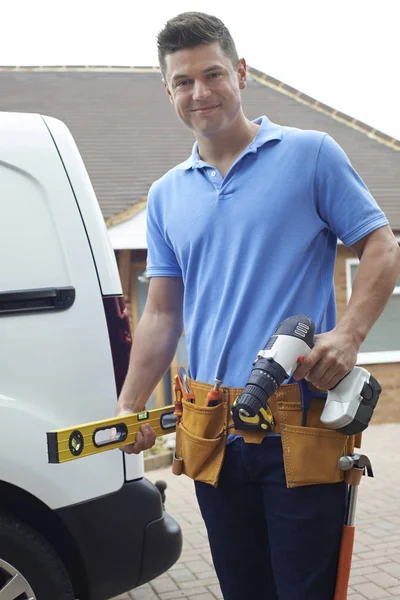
left=157, top=12, right=239, bottom=78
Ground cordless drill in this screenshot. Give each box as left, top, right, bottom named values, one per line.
left=231, top=315, right=381, bottom=434
left=231, top=315, right=315, bottom=432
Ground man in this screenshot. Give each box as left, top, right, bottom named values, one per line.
left=117, top=12, right=400, bottom=600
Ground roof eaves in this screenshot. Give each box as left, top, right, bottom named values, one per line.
left=248, top=67, right=400, bottom=152
left=105, top=197, right=147, bottom=228
left=0, top=65, right=160, bottom=73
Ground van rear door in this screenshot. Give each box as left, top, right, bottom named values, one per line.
left=43, top=115, right=144, bottom=482
left=0, top=112, right=130, bottom=507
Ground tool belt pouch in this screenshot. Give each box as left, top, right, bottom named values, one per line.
left=173, top=381, right=361, bottom=489
left=279, top=397, right=358, bottom=488
left=174, top=396, right=228, bottom=487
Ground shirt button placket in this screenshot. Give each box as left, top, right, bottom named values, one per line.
left=209, top=169, right=221, bottom=194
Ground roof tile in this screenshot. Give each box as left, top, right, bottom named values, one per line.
left=0, top=68, right=398, bottom=229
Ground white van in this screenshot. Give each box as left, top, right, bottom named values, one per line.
left=0, top=112, right=182, bottom=600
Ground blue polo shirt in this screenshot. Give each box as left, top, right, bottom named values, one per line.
left=146, top=116, right=388, bottom=388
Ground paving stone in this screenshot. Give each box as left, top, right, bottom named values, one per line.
left=129, top=589, right=158, bottom=600
left=350, top=575, right=369, bottom=585
left=353, top=582, right=393, bottom=599
left=159, top=590, right=208, bottom=600
left=183, top=559, right=213, bottom=574
left=207, top=584, right=223, bottom=599
left=169, top=568, right=197, bottom=583
left=358, top=532, right=385, bottom=546
left=195, top=571, right=217, bottom=580
left=151, top=576, right=180, bottom=594
left=357, top=550, right=398, bottom=561
left=356, top=557, right=397, bottom=569
left=368, top=542, right=400, bottom=552
left=351, top=566, right=380, bottom=577
left=168, top=563, right=187, bottom=572
left=200, top=553, right=214, bottom=566
left=381, top=564, right=400, bottom=579
left=367, top=571, right=400, bottom=588
left=179, top=578, right=219, bottom=590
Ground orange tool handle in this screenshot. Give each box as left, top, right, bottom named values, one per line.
left=173, top=375, right=183, bottom=423
left=206, top=388, right=222, bottom=406
left=334, top=525, right=355, bottom=600
left=175, top=368, right=195, bottom=403
left=184, top=391, right=195, bottom=403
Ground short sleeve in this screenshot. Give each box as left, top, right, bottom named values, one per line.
left=145, top=184, right=182, bottom=278
left=314, top=135, right=388, bottom=246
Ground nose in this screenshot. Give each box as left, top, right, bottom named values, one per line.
left=192, top=79, right=212, bottom=101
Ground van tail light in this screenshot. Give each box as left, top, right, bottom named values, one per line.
left=103, top=295, right=132, bottom=396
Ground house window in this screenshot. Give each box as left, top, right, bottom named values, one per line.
left=346, top=258, right=400, bottom=364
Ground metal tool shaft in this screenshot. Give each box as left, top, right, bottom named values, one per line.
left=346, top=486, right=359, bottom=526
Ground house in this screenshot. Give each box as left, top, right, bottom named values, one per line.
left=1, top=65, right=399, bottom=420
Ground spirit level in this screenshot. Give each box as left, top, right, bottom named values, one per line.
left=47, top=404, right=176, bottom=464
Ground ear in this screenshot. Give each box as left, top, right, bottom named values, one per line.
left=237, top=58, right=247, bottom=90
left=164, top=80, right=174, bottom=104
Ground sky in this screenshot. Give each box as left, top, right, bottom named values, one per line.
left=1, top=0, right=399, bottom=140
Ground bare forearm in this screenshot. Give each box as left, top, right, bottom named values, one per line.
left=118, top=311, right=182, bottom=412
left=336, top=238, right=400, bottom=345
left=293, top=229, right=399, bottom=390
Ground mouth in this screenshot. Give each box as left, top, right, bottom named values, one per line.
left=192, top=104, right=220, bottom=115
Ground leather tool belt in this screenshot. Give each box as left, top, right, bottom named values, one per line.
left=173, top=378, right=361, bottom=488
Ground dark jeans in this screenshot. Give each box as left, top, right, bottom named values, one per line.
left=195, top=436, right=346, bottom=600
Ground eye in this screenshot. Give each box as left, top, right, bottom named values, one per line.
left=175, top=79, right=191, bottom=87
left=207, top=72, right=222, bottom=79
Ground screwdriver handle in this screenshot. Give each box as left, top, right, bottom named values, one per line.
left=206, top=378, right=223, bottom=406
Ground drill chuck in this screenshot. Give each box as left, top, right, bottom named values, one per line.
left=234, top=358, right=288, bottom=419
left=231, top=357, right=288, bottom=431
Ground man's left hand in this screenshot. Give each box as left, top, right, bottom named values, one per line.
left=292, top=329, right=359, bottom=390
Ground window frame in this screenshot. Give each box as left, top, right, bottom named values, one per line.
left=345, top=257, right=400, bottom=364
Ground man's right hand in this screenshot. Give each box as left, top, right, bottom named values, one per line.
left=116, top=410, right=157, bottom=455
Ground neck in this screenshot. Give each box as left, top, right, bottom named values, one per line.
left=196, top=113, right=259, bottom=169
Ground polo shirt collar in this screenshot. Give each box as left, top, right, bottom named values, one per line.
left=178, top=116, right=282, bottom=170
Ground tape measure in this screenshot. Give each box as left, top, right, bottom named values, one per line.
left=47, top=404, right=176, bottom=464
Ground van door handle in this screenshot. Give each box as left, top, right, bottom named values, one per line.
left=0, top=286, right=75, bottom=315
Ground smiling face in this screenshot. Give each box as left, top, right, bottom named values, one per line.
left=164, top=42, right=247, bottom=140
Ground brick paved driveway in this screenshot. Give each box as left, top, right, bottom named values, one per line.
left=113, top=423, right=400, bottom=600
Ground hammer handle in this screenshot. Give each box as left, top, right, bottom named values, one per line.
left=334, top=524, right=355, bottom=600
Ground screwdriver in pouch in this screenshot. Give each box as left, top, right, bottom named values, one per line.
left=206, top=378, right=223, bottom=406
left=177, top=366, right=195, bottom=403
